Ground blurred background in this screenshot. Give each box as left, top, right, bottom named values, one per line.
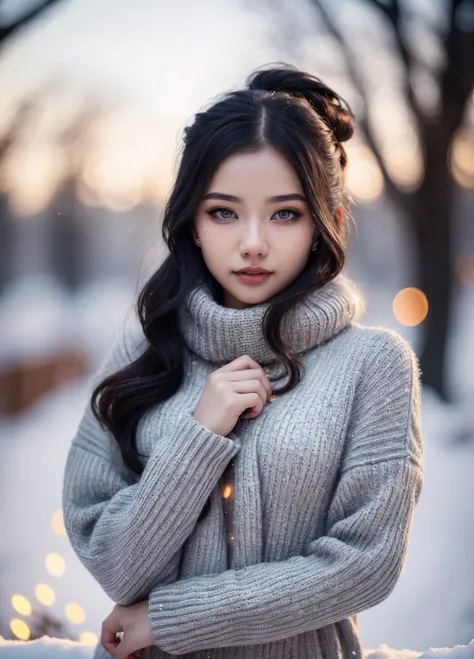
left=0, top=0, right=473, bottom=653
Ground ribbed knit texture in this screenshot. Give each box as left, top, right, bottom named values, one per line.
left=62, top=273, right=424, bottom=659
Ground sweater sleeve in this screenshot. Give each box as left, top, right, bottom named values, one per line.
left=62, top=323, right=241, bottom=606
left=146, top=330, right=424, bottom=654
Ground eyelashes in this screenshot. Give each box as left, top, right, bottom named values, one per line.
left=207, top=208, right=235, bottom=222
left=206, top=207, right=303, bottom=223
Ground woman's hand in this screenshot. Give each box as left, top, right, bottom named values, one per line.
left=192, top=354, right=273, bottom=436
left=101, top=600, right=154, bottom=659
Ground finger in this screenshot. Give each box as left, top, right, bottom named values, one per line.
left=114, top=637, right=131, bottom=659
left=218, top=354, right=261, bottom=373
left=101, top=618, right=122, bottom=656
left=222, top=368, right=273, bottom=399
left=115, top=636, right=141, bottom=659
left=236, top=392, right=264, bottom=417
left=232, top=379, right=268, bottom=406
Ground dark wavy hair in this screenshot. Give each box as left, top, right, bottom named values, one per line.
left=91, top=62, right=355, bottom=478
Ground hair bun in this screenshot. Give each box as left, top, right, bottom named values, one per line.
left=246, top=63, right=354, bottom=144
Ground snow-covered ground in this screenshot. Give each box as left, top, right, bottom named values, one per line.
left=0, top=276, right=473, bottom=653
left=1, top=636, right=473, bottom=659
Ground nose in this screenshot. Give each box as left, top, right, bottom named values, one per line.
left=239, top=222, right=269, bottom=257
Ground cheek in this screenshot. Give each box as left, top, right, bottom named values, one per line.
left=196, top=215, right=226, bottom=242
left=202, top=227, right=232, bottom=255
left=199, top=229, right=233, bottom=273
left=275, top=225, right=313, bottom=255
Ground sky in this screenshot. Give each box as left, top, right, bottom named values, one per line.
left=0, top=0, right=299, bottom=210
left=0, top=0, right=447, bottom=120
left=0, top=0, right=275, bottom=129
left=0, top=0, right=470, bottom=213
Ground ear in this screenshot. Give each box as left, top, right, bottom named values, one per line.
left=336, top=207, right=344, bottom=224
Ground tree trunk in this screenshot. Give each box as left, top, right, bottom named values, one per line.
left=0, top=197, right=15, bottom=293
left=410, top=132, right=455, bottom=401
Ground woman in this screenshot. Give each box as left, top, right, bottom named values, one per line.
left=62, top=63, right=424, bottom=659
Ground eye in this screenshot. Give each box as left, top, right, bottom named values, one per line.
left=207, top=207, right=236, bottom=222
left=273, top=208, right=302, bottom=222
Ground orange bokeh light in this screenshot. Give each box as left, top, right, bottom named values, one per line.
left=79, top=631, right=99, bottom=645
left=10, top=619, right=31, bottom=641
left=11, top=594, right=32, bottom=616
left=45, top=553, right=66, bottom=577
left=393, top=288, right=428, bottom=326
left=51, top=509, right=66, bottom=536
left=65, top=602, right=86, bottom=625
left=35, top=583, right=56, bottom=606
left=222, top=484, right=233, bottom=499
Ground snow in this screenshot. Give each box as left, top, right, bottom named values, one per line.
left=0, top=277, right=473, bottom=653
left=0, top=274, right=138, bottom=368
left=0, top=636, right=473, bottom=658
left=0, top=635, right=95, bottom=657
left=0, top=274, right=74, bottom=368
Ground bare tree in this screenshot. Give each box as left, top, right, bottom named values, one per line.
left=0, top=0, right=67, bottom=292
left=47, top=105, right=102, bottom=291
left=254, top=0, right=474, bottom=401
left=0, top=102, right=35, bottom=291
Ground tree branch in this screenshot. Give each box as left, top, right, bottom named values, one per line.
left=310, top=0, right=410, bottom=210
left=438, top=0, right=474, bottom=141
left=362, top=0, right=425, bottom=132
left=0, top=0, right=66, bottom=44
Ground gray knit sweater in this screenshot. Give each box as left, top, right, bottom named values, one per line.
left=62, top=273, right=424, bottom=659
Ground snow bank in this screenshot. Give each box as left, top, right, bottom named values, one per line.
left=0, top=635, right=94, bottom=657
left=0, top=274, right=137, bottom=368
left=0, top=637, right=473, bottom=659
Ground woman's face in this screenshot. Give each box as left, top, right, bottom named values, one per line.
left=194, top=146, right=318, bottom=309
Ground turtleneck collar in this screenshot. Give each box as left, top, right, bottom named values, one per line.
left=178, top=273, right=365, bottom=368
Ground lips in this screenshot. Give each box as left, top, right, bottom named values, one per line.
left=234, top=269, right=272, bottom=275
left=233, top=271, right=273, bottom=286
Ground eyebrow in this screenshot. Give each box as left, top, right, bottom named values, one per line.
left=202, top=192, right=307, bottom=203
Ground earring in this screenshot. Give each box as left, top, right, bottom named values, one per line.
left=195, top=238, right=201, bottom=247
left=311, top=238, right=319, bottom=251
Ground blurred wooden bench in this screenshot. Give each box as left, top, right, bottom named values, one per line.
left=0, top=349, right=88, bottom=417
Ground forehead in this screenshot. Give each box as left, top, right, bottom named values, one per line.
left=205, top=146, right=303, bottom=198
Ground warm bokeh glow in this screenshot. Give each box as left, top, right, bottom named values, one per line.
left=75, top=178, right=103, bottom=207
left=345, top=143, right=384, bottom=203
left=0, top=107, right=174, bottom=215
left=80, top=147, right=141, bottom=212
left=393, top=288, right=429, bottom=326
left=222, top=485, right=233, bottom=499
left=384, top=140, right=423, bottom=190
left=10, top=619, right=31, bottom=641
left=1, top=144, right=67, bottom=217
left=78, top=112, right=172, bottom=211
left=79, top=631, right=99, bottom=645
left=450, top=130, right=474, bottom=189
left=45, top=553, right=66, bottom=577
left=11, top=594, right=32, bottom=616
left=35, top=583, right=56, bottom=606
left=141, top=172, right=173, bottom=207
left=456, top=252, right=474, bottom=285
left=51, top=509, right=66, bottom=536
left=65, top=602, right=86, bottom=625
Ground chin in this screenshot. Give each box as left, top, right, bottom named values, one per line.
left=226, top=282, right=281, bottom=307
